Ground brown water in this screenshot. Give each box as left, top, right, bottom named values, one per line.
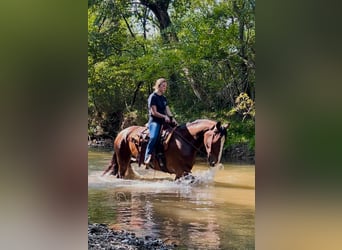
left=88, top=149, right=255, bottom=249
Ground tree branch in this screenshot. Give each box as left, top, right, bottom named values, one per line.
left=122, top=14, right=135, bottom=38
left=131, top=81, right=144, bottom=107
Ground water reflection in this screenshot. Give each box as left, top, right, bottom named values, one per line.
left=89, top=185, right=254, bottom=249
left=88, top=150, right=254, bottom=249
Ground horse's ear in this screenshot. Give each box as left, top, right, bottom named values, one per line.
left=216, top=121, right=221, bottom=130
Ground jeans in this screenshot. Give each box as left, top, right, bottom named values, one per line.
left=144, top=121, right=161, bottom=161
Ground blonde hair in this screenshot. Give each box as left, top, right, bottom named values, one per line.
left=153, top=78, right=167, bottom=91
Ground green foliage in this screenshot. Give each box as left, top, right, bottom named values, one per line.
left=225, top=92, right=255, bottom=150
left=227, top=92, right=255, bottom=121
left=226, top=118, right=255, bottom=151
left=88, top=0, right=255, bottom=152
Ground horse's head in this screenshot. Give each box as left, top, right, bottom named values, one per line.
left=203, top=121, right=230, bottom=166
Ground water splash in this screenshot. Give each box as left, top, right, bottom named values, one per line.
left=89, top=163, right=224, bottom=190
left=177, top=163, right=223, bottom=186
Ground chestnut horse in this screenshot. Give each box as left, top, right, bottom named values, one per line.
left=103, top=119, right=229, bottom=180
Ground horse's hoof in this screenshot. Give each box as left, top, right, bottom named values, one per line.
left=184, top=175, right=196, bottom=183
left=176, top=174, right=196, bottom=184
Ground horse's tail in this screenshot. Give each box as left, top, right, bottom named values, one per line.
left=102, top=151, right=118, bottom=176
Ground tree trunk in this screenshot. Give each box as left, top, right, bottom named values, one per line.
left=234, top=0, right=250, bottom=97
left=140, top=0, right=178, bottom=43
left=182, top=67, right=202, bottom=101
left=131, top=81, right=144, bottom=107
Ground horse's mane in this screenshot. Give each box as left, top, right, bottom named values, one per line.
left=180, top=119, right=217, bottom=137
left=172, top=119, right=216, bottom=135
left=186, top=119, right=215, bottom=128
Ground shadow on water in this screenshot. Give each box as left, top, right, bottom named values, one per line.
left=88, top=150, right=254, bottom=249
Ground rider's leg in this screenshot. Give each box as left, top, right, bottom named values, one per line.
left=144, top=121, right=161, bottom=164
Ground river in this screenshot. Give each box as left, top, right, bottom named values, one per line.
left=88, top=149, right=255, bottom=249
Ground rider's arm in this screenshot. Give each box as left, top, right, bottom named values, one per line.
left=151, top=105, right=169, bottom=121
left=166, top=106, right=178, bottom=125
left=165, top=106, right=173, bottom=117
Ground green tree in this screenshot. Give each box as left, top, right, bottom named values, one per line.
left=88, top=0, right=255, bottom=155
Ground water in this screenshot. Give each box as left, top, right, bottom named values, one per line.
left=88, top=149, right=255, bottom=249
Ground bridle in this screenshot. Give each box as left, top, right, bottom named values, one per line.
left=204, top=128, right=226, bottom=159
left=169, top=124, right=225, bottom=157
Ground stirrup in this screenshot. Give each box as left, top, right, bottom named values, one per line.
left=144, top=155, right=152, bottom=165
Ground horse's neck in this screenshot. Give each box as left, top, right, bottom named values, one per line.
left=178, top=126, right=205, bottom=147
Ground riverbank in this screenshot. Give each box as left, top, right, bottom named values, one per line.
left=88, top=138, right=254, bottom=164
left=88, top=223, right=176, bottom=250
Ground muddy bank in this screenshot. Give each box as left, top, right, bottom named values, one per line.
left=88, top=223, right=176, bottom=250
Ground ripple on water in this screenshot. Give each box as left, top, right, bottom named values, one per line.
left=89, top=163, right=223, bottom=191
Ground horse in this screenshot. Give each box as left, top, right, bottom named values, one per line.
left=102, top=119, right=229, bottom=180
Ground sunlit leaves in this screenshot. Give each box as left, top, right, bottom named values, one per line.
left=227, top=92, right=255, bottom=121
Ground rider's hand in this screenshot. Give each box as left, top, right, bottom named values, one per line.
left=172, top=118, right=178, bottom=126
left=164, top=115, right=170, bottom=123
left=169, top=116, right=178, bottom=126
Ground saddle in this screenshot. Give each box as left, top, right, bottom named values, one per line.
left=130, top=124, right=177, bottom=171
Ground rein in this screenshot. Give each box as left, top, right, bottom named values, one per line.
left=167, top=124, right=207, bottom=155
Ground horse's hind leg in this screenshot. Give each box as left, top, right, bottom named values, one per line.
left=117, top=155, right=139, bottom=179
left=116, top=148, right=131, bottom=178
left=113, top=131, right=140, bottom=179
left=102, top=163, right=113, bottom=176
left=117, top=159, right=131, bottom=178
left=117, top=160, right=125, bottom=178
left=102, top=152, right=119, bottom=176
